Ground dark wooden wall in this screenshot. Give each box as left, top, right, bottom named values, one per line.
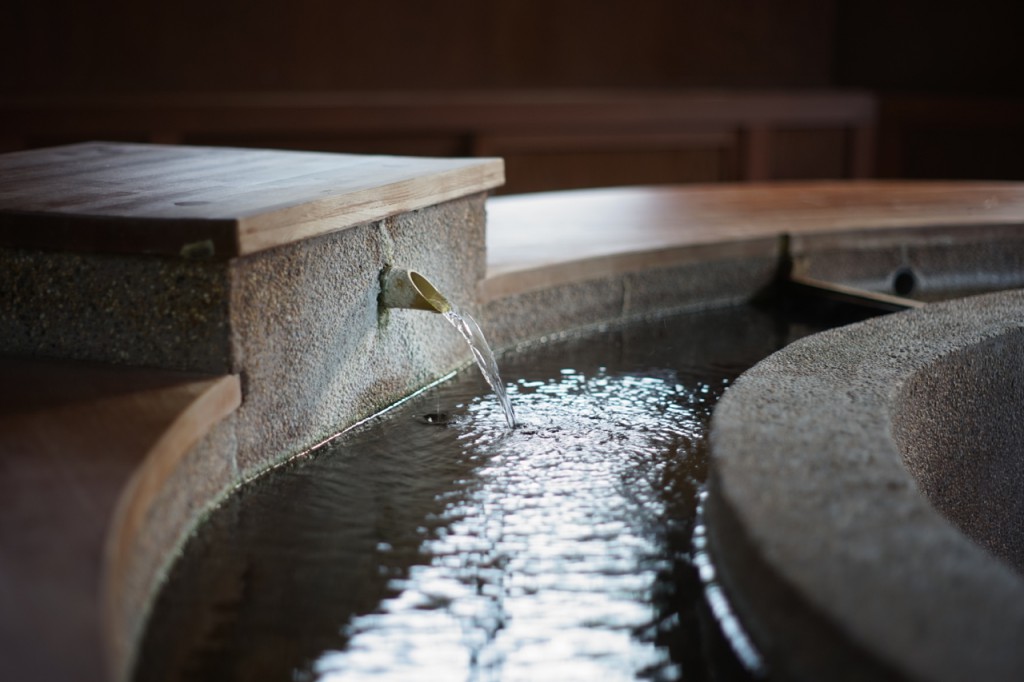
left=2, top=0, right=836, bottom=93
left=2, top=0, right=1022, bottom=185
left=833, top=1, right=1024, bottom=180
left=835, top=1, right=1024, bottom=97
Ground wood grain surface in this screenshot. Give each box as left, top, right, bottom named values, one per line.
left=483, top=182, right=1024, bottom=300
left=0, top=141, right=503, bottom=257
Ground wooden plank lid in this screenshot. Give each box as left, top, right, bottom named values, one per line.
left=0, top=142, right=504, bottom=258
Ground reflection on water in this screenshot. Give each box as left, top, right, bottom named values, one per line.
left=316, top=369, right=711, bottom=682
left=134, top=305, right=811, bottom=682
left=691, top=490, right=765, bottom=676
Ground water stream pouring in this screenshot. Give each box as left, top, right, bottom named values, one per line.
left=379, top=267, right=517, bottom=428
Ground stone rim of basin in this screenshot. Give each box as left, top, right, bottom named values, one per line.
left=707, top=288, right=1024, bottom=682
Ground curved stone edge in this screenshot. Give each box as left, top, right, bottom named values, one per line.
left=707, top=289, right=1024, bottom=681
left=102, top=375, right=241, bottom=682
left=893, top=328, right=1024, bottom=574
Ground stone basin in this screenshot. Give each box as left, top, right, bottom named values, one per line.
left=3, top=142, right=1024, bottom=680
left=708, top=290, right=1024, bottom=681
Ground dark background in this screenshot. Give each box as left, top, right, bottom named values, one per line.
left=2, top=0, right=1022, bottom=190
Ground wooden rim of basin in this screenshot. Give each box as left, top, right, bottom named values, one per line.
left=0, top=142, right=504, bottom=258
left=707, top=289, right=1024, bottom=682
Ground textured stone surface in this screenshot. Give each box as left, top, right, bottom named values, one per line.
left=708, top=290, right=1024, bottom=681
left=228, top=195, right=486, bottom=479
left=0, top=249, right=231, bottom=373
left=482, top=254, right=778, bottom=351
left=0, top=194, right=486, bottom=483
left=791, top=224, right=1024, bottom=299
left=895, top=329, right=1024, bottom=574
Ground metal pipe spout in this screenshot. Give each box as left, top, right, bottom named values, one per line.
left=378, top=267, right=452, bottom=314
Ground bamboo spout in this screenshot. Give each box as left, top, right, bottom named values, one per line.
left=378, top=267, right=452, bottom=314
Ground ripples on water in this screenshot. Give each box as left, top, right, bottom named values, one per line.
left=317, top=369, right=711, bottom=682
left=135, top=305, right=811, bottom=682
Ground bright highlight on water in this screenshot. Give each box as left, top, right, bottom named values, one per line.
left=313, top=366, right=707, bottom=681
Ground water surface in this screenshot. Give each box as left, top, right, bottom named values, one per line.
left=135, top=304, right=817, bottom=682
